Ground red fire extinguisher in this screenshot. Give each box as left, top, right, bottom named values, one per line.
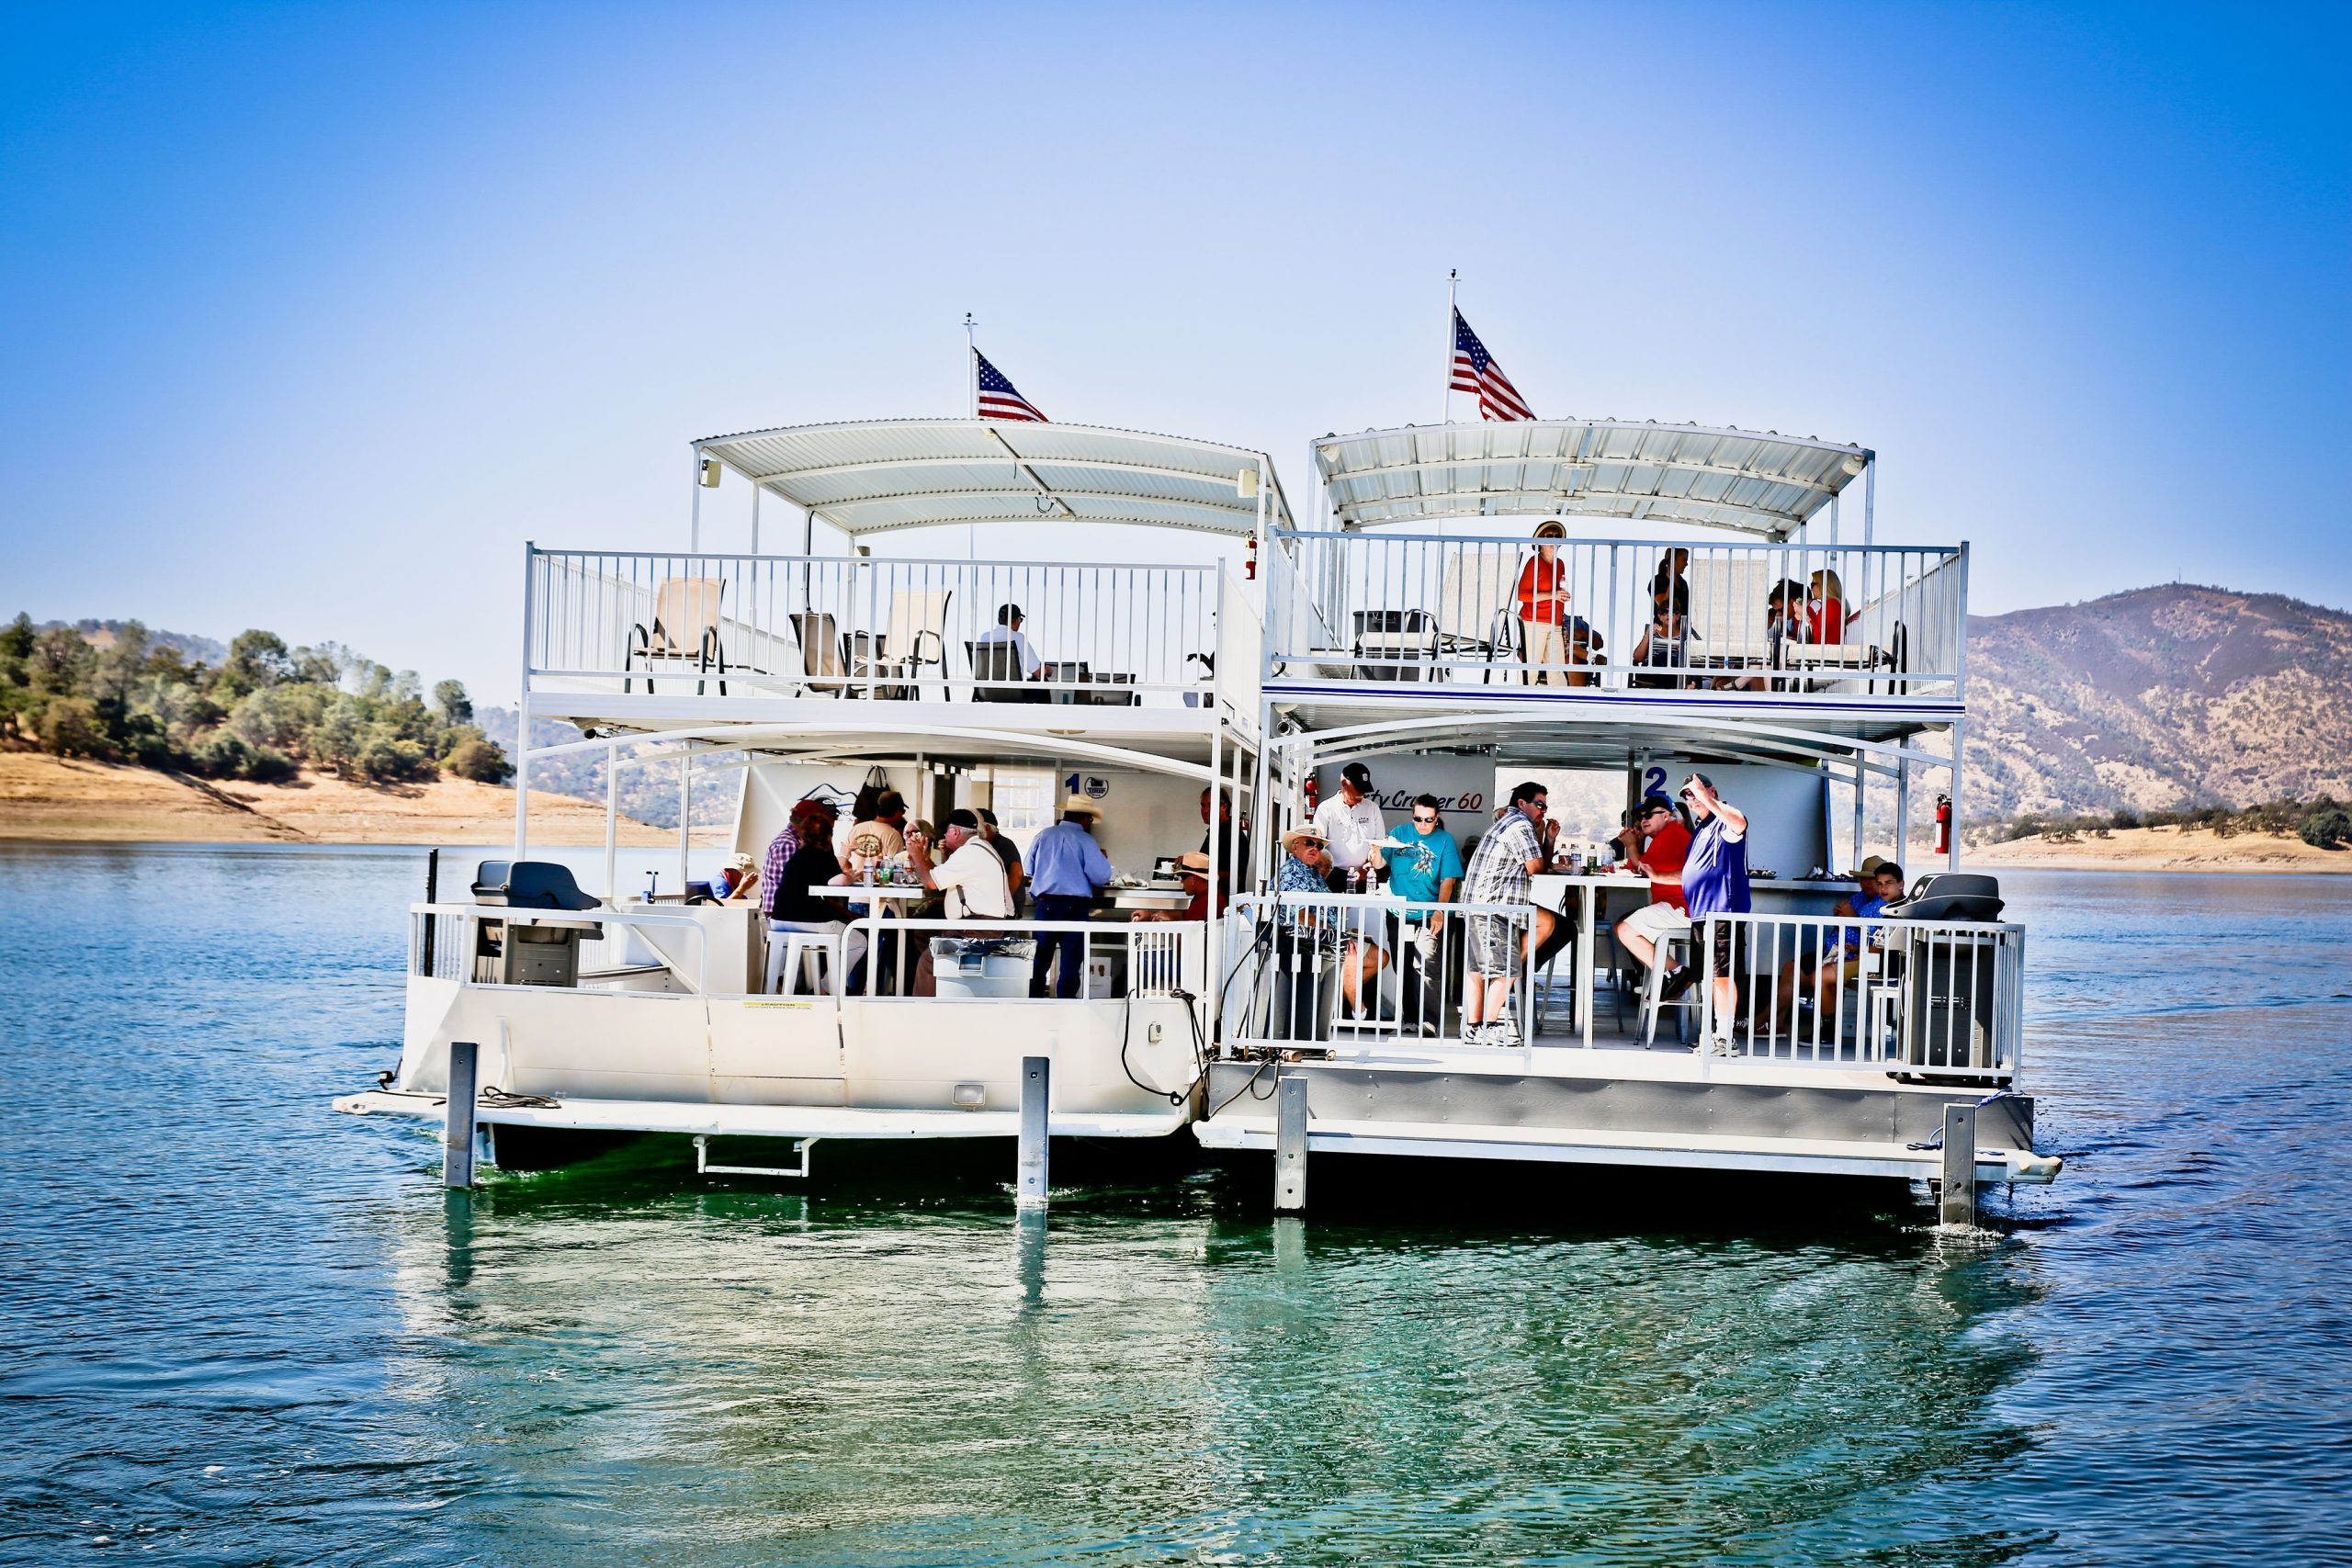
left=1934, top=793, right=1952, bottom=857
left=1244, top=536, right=1259, bottom=581
left=1303, top=770, right=1319, bottom=814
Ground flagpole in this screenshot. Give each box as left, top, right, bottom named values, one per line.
left=1442, top=269, right=1457, bottom=424
left=963, top=312, right=978, bottom=416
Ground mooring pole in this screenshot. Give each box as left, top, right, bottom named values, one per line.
left=1274, top=1072, right=1308, bottom=1213
left=420, top=848, right=440, bottom=976
left=1016, top=1055, right=1050, bottom=1208
left=1940, top=1101, right=1977, bottom=1227
left=444, top=1039, right=481, bottom=1190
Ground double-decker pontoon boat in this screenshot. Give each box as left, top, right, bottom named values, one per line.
left=1197, top=419, right=2060, bottom=1218
left=337, top=410, right=2060, bottom=1222
left=336, top=418, right=1280, bottom=1186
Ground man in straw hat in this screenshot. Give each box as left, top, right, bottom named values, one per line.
left=1273, top=822, right=1386, bottom=1026
left=1132, top=850, right=1213, bottom=924
left=1026, top=794, right=1114, bottom=998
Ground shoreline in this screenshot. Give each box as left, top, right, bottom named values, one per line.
left=1968, top=822, right=2351, bottom=875
left=0, top=752, right=680, bottom=848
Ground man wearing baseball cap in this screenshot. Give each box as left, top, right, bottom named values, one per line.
left=1311, top=761, right=1386, bottom=893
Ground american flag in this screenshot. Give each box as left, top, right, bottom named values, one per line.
left=975, top=349, right=1047, bottom=423
left=1450, top=309, right=1535, bottom=422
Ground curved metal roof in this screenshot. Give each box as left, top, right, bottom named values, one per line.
left=695, top=419, right=1290, bottom=538
left=1314, top=420, right=1869, bottom=539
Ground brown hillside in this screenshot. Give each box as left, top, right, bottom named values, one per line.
left=1964, top=585, right=2352, bottom=818
left=0, top=754, right=673, bottom=846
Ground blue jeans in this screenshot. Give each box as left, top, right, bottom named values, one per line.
left=1030, top=894, right=1094, bottom=998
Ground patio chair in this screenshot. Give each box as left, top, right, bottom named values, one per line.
left=1351, top=609, right=1440, bottom=682
left=966, top=638, right=1044, bottom=703
left=846, top=590, right=952, bottom=700
left=626, top=577, right=727, bottom=694
left=1435, top=551, right=1520, bottom=683
left=788, top=611, right=847, bottom=697
left=1685, top=555, right=1778, bottom=683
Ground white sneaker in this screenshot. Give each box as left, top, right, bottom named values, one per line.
left=1489, top=1021, right=1523, bottom=1047
left=1696, top=1031, right=1736, bottom=1058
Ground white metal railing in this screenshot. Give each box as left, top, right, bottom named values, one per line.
left=1220, top=892, right=1541, bottom=1049
left=1695, top=911, right=2024, bottom=1078
left=526, top=547, right=1218, bottom=705
left=408, top=902, right=711, bottom=994
left=1264, top=534, right=1964, bottom=700
left=831, top=915, right=1206, bottom=1005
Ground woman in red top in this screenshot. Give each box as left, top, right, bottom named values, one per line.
left=1515, top=520, right=1574, bottom=686
left=1805, top=568, right=1848, bottom=645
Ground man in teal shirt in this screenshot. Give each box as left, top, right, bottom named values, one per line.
left=1382, top=795, right=1466, bottom=1034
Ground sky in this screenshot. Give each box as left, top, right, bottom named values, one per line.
left=3, top=1, right=2346, bottom=703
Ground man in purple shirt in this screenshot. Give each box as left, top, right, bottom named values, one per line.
left=1657, top=772, right=1750, bottom=1055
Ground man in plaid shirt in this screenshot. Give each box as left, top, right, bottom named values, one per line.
left=1460, top=782, right=1552, bottom=1044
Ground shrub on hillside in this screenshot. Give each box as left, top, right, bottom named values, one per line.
left=38, top=696, right=109, bottom=759
left=443, top=734, right=513, bottom=784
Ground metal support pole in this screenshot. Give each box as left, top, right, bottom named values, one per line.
left=1273, top=1072, right=1308, bottom=1212
left=1940, top=1101, right=1976, bottom=1227
left=421, top=848, right=438, bottom=974
left=1016, top=1055, right=1050, bottom=1208
left=444, top=1039, right=480, bottom=1190
left=1947, top=720, right=1965, bottom=872
left=690, top=446, right=704, bottom=551
left=678, top=750, right=693, bottom=893
left=1896, top=756, right=1912, bottom=869
left=514, top=543, right=534, bottom=860
left=750, top=483, right=761, bottom=555
left=1863, top=454, right=1877, bottom=550
left=604, top=739, right=620, bottom=900
left=1852, top=759, right=1868, bottom=867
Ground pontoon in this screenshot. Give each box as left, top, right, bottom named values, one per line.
left=335, top=419, right=1277, bottom=1187
left=1196, top=419, right=2061, bottom=1221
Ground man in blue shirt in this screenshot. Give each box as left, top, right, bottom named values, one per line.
left=1025, top=795, right=1114, bottom=998
left=1382, top=794, right=1466, bottom=1035
left=1657, top=772, right=1750, bottom=1055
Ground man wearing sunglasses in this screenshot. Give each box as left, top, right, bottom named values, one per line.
left=1381, top=795, right=1466, bottom=1034
left=1460, top=781, right=1555, bottom=1045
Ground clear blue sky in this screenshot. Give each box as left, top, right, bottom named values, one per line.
left=4, top=2, right=2345, bottom=701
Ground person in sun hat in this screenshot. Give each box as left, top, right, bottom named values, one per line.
left=1026, top=795, right=1113, bottom=998
left=715, top=851, right=761, bottom=903
left=1275, top=822, right=1385, bottom=1019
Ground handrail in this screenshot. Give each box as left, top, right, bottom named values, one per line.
left=524, top=547, right=1219, bottom=705
left=831, top=915, right=1205, bottom=1006
left=408, top=900, right=712, bottom=994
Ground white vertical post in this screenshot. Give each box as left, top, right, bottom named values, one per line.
left=515, top=542, right=534, bottom=860
left=604, top=739, right=620, bottom=900
left=690, top=446, right=705, bottom=552
left=444, top=1039, right=480, bottom=1190
left=1016, top=1054, right=1050, bottom=1207
left=678, top=750, right=692, bottom=892
left=1206, top=720, right=1224, bottom=1024
left=750, top=483, right=761, bottom=556
left=1895, top=755, right=1913, bottom=870
left=1274, top=1071, right=1307, bottom=1212
left=1852, top=759, right=1868, bottom=867
left=1947, top=720, right=1965, bottom=872
left=1863, top=453, right=1877, bottom=550
left=1828, top=492, right=1840, bottom=547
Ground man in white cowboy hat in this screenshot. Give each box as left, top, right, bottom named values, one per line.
left=1027, top=794, right=1114, bottom=998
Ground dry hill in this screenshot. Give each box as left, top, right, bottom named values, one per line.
left=1963, top=585, right=2352, bottom=818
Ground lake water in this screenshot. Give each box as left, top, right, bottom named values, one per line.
left=2, top=847, right=2346, bottom=1565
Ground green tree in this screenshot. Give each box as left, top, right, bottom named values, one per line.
left=38, top=696, right=110, bottom=758
left=218, top=629, right=294, bottom=700
left=443, top=733, right=512, bottom=784
left=431, top=679, right=472, bottom=725
left=2300, top=808, right=2352, bottom=852
left=0, top=612, right=34, bottom=660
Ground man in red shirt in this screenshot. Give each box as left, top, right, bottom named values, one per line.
left=1616, top=795, right=1690, bottom=910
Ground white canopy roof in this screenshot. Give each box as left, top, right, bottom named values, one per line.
left=1314, top=420, right=1869, bottom=539
left=695, top=419, right=1291, bottom=538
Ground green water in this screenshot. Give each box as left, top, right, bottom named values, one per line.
left=2, top=846, right=2346, bottom=1564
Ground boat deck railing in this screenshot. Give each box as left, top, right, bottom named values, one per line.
left=1264, top=533, right=1966, bottom=703
left=525, top=547, right=1244, bottom=709
left=1219, top=897, right=2023, bottom=1080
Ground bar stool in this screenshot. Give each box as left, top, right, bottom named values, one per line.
left=1639, top=933, right=1701, bottom=1045
left=764, top=928, right=838, bottom=996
